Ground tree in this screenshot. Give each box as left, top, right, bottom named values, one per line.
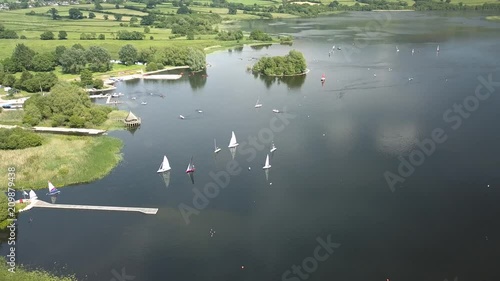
left=71, top=43, right=85, bottom=50
left=86, top=46, right=112, bottom=72
left=130, top=16, right=138, bottom=25
left=54, top=45, right=67, bottom=64
left=32, top=52, right=56, bottom=72
left=114, top=14, right=123, bottom=21
left=40, top=31, right=55, bottom=40
left=98, top=34, right=105, bottom=40
left=79, top=69, right=94, bottom=88
left=118, top=44, right=138, bottom=65
left=3, top=74, right=16, bottom=87
left=0, top=193, right=8, bottom=225
left=144, top=27, right=150, bottom=33
left=59, top=48, right=87, bottom=74
left=11, top=43, right=36, bottom=72
left=228, top=7, right=237, bottom=14
left=58, top=30, right=68, bottom=40
left=89, top=12, right=96, bottom=19
left=68, top=8, right=83, bottom=19
left=94, top=1, right=103, bottom=10
left=177, top=5, right=192, bottom=14
left=146, top=0, right=157, bottom=8
left=103, top=15, right=109, bottom=20
left=15, top=69, right=33, bottom=89
left=48, top=7, right=59, bottom=20
left=187, top=32, right=194, bottom=40
left=140, top=14, right=155, bottom=26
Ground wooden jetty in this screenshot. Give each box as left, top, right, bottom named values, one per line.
left=31, top=199, right=158, bottom=215
left=142, top=74, right=182, bottom=80
left=32, top=127, right=106, bottom=135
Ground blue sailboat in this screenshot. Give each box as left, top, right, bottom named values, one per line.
left=46, top=181, right=61, bottom=196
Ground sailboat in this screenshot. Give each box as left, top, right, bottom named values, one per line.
left=228, top=131, right=239, bottom=148
left=186, top=157, right=195, bottom=173
left=272, top=109, right=280, bottom=113
left=396, top=46, right=399, bottom=52
left=179, top=115, right=185, bottom=119
left=46, top=181, right=61, bottom=196
left=157, top=155, right=171, bottom=173
left=321, top=74, right=326, bottom=82
left=270, top=142, right=277, bottom=153
left=412, top=48, right=415, bottom=55
left=255, top=97, right=262, bottom=108
left=263, top=154, right=271, bottom=169
left=437, top=45, right=440, bottom=52
left=214, top=139, right=221, bottom=154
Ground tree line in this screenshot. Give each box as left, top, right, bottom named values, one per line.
left=22, top=82, right=113, bottom=128
left=252, top=50, right=307, bottom=76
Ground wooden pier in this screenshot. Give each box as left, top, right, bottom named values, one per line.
left=32, top=127, right=106, bottom=135
left=31, top=200, right=158, bottom=215
left=142, top=74, right=182, bottom=80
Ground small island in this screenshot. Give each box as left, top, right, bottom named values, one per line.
left=252, top=50, right=307, bottom=77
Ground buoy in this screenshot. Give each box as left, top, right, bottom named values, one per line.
left=248, top=167, right=251, bottom=170
left=241, top=265, right=245, bottom=269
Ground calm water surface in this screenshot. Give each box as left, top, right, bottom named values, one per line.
left=3, top=12, right=500, bottom=281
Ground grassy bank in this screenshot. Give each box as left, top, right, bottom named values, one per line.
left=0, top=134, right=123, bottom=191
left=0, top=257, right=77, bottom=281
left=486, top=15, right=500, bottom=21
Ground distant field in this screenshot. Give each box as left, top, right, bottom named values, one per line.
left=486, top=15, right=500, bottom=21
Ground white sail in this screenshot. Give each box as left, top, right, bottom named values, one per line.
left=186, top=157, right=195, bottom=173
left=228, top=131, right=239, bottom=148
left=29, top=190, right=38, bottom=200
left=48, top=181, right=56, bottom=192
left=158, top=155, right=171, bottom=173
left=437, top=45, right=440, bottom=52
left=263, top=154, right=271, bottom=169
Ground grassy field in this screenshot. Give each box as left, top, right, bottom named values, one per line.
left=0, top=110, right=24, bottom=126
left=0, top=257, right=77, bottom=280
left=0, top=134, right=123, bottom=191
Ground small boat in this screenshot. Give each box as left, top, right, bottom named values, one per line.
left=272, top=109, right=280, bottom=113
left=437, top=45, right=440, bottom=52
left=270, top=142, right=277, bottom=153
left=255, top=97, right=262, bottom=108
left=263, top=154, right=271, bottom=169
left=228, top=131, right=239, bottom=148
left=141, top=101, right=147, bottom=105
left=157, top=155, right=171, bottom=173
left=412, top=48, right=415, bottom=55
left=112, top=93, right=120, bottom=97
left=179, top=115, right=185, bottom=119
left=46, top=181, right=61, bottom=196
left=337, top=46, right=341, bottom=50
left=321, top=74, right=326, bottom=82
left=396, top=46, right=399, bottom=52
left=214, top=139, right=221, bottom=154
left=131, top=97, right=136, bottom=100
left=196, top=109, right=203, bottom=113
left=186, top=157, right=195, bottom=173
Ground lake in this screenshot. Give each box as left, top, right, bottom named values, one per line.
left=3, top=11, right=500, bottom=281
